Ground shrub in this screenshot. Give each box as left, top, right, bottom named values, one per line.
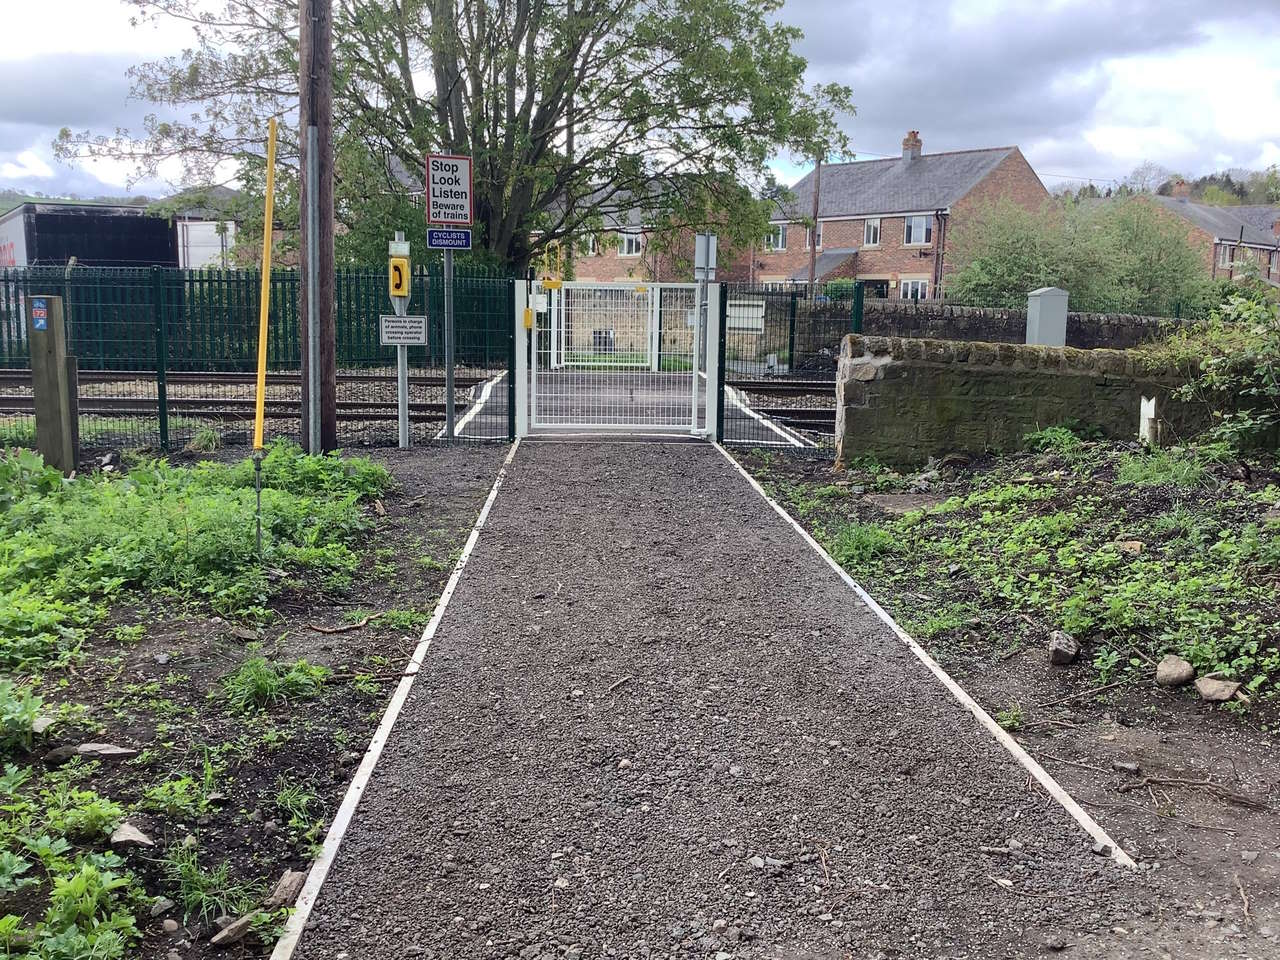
left=223, top=657, right=331, bottom=713
left=826, top=521, right=896, bottom=567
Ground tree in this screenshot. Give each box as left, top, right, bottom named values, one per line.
left=56, top=0, right=851, bottom=268
left=1201, top=183, right=1242, bottom=206
left=1123, top=161, right=1173, bottom=194
left=948, top=196, right=1215, bottom=317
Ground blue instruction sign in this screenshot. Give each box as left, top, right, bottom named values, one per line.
left=427, top=228, right=472, bottom=250
left=31, top=297, right=48, bottom=331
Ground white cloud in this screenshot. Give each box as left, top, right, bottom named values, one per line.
left=0, top=149, right=54, bottom=180
left=1, top=1, right=195, bottom=62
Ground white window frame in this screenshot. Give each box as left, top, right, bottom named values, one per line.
left=904, top=215, right=933, bottom=246
left=618, top=231, right=642, bottom=257
left=764, top=223, right=787, bottom=251
left=1270, top=250, right=1278, bottom=273
left=805, top=222, right=823, bottom=250
left=900, top=279, right=928, bottom=300
left=583, top=234, right=598, bottom=256
left=1218, top=244, right=1232, bottom=268
left=863, top=218, right=881, bottom=247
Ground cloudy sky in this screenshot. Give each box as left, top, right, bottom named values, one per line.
left=3, top=0, right=1280, bottom=199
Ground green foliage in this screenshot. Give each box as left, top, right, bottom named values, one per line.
left=140, top=776, right=207, bottom=821
left=1116, top=449, right=1209, bottom=488
left=1170, top=295, right=1280, bottom=450
left=223, top=657, right=331, bottom=713
left=0, top=441, right=391, bottom=669
left=1023, top=426, right=1084, bottom=455
left=162, top=848, right=260, bottom=925
left=0, top=680, right=42, bottom=753
left=183, top=425, right=222, bottom=453
left=995, top=703, right=1024, bottom=731
left=0, top=850, right=37, bottom=893
left=42, top=786, right=124, bottom=841
left=274, top=779, right=318, bottom=833
left=948, top=196, right=1217, bottom=317
left=823, top=278, right=857, bottom=298
left=825, top=521, right=895, bottom=567
left=373, top=608, right=429, bottom=631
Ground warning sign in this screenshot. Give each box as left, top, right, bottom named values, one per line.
left=426, top=154, right=473, bottom=225
left=380, top=314, right=427, bottom=346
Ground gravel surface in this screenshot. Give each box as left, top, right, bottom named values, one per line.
left=293, top=441, right=1161, bottom=960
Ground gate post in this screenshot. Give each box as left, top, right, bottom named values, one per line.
left=704, top=283, right=722, bottom=438
left=514, top=278, right=529, bottom=437
left=851, top=280, right=865, bottom=335
left=28, top=295, right=78, bottom=474
left=787, top=288, right=798, bottom=374
left=507, top=279, right=517, bottom=441
left=715, top=285, right=727, bottom=442
left=152, top=266, right=170, bottom=450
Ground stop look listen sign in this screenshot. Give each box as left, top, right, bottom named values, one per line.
left=427, top=155, right=473, bottom=225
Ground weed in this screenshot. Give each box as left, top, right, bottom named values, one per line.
left=274, top=778, right=318, bottom=832
left=1023, top=426, right=1084, bottom=454
left=183, top=425, right=221, bottom=453
left=42, top=785, right=124, bottom=841
left=140, top=776, right=207, bottom=820
left=351, top=673, right=380, bottom=697
left=995, top=703, right=1024, bottom=731
left=1116, top=449, right=1209, bottom=488
left=109, top=624, right=145, bottom=646
left=373, top=608, right=428, bottom=631
left=162, top=847, right=260, bottom=925
left=0, top=680, right=42, bottom=753
left=825, top=521, right=895, bottom=568
left=0, top=850, right=37, bottom=893
left=223, top=657, right=331, bottom=713
left=417, top=555, right=449, bottom=572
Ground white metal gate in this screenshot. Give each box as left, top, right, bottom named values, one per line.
left=516, top=281, right=720, bottom=436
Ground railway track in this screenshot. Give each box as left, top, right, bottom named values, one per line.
left=0, top=369, right=488, bottom=389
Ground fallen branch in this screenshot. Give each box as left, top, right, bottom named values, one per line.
left=607, top=675, right=632, bottom=694
left=308, top=617, right=370, bottom=635
left=1117, top=775, right=1271, bottom=811
left=1035, top=679, right=1132, bottom=709
left=1235, top=874, right=1254, bottom=927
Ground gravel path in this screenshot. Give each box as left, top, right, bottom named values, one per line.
left=292, top=441, right=1159, bottom=960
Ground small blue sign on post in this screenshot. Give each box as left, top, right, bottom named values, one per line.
left=427, top=228, right=472, bottom=250
left=31, top=298, right=48, bottom=331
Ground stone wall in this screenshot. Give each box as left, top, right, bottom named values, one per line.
left=861, top=299, right=1187, bottom=350
left=835, top=334, right=1205, bottom=468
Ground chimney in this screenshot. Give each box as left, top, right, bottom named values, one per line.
left=901, top=130, right=922, bottom=163
left=1171, top=178, right=1190, bottom=199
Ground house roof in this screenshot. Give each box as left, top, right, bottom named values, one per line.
left=776, top=147, right=1018, bottom=221
left=788, top=248, right=857, bottom=282
left=1150, top=196, right=1278, bottom=247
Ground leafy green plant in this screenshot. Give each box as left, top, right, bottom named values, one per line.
left=0, top=679, right=42, bottom=753
left=223, top=657, right=331, bottom=713
left=825, top=521, right=895, bottom=567
left=995, top=703, right=1024, bottom=731
left=42, top=786, right=124, bottom=841
left=275, top=779, right=318, bottom=832
left=140, top=776, right=206, bottom=821
left=1023, top=426, right=1084, bottom=455
left=373, top=608, right=428, bottom=631
left=0, top=850, right=37, bottom=894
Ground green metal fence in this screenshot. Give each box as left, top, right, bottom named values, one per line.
left=0, top=265, right=515, bottom=451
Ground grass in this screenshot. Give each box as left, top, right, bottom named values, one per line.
left=162, top=847, right=261, bottom=925
left=222, top=657, right=331, bottom=713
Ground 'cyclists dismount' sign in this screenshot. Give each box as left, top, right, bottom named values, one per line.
left=426, top=154, right=473, bottom=226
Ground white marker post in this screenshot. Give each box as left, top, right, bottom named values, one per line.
left=693, top=232, right=718, bottom=434
left=426, top=154, right=473, bottom=441
left=384, top=232, right=424, bottom=448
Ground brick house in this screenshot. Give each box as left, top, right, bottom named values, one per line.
left=1148, top=182, right=1280, bottom=285
left=744, top=131, right=1048, bottom=298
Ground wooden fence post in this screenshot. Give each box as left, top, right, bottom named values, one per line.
left=28, top=295, right=78, bottom=473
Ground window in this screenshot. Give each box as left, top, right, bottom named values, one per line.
left=805, top=222, right=823, bottom=249
left=1218, top=244, right=1233, bottom=268
left=904, top=215, right=932, bottom=246
left=1271, top=250, right=1278, bottom=275
left=583, top=235, right=598, bottom=256
left=900, top=279, right=928, bottom=300
left=863, top=218, right=881, bottom=246
left=618, top=232, right=642, bottom=257
left=764, top=223, right=787, bottom=251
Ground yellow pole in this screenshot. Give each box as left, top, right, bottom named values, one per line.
left=253, top=117, right=279, bottom=451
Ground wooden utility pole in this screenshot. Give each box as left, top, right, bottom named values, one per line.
left=807, top=157, right=822, bottom=291
left=299, top=0, right=337, bottom=452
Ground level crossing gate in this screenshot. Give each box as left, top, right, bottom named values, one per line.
left=514, top=281, right=721, bottom=437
